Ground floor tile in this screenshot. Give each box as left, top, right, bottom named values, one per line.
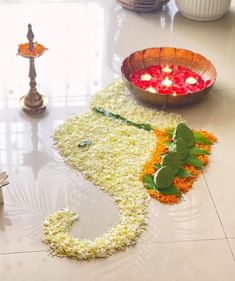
left=139, top=176, right=225, bottom=243
left=229, top=239, right=235, bottom=259
left=0, top=169, right=118, bottom=253
left=1, top=239, right=235, bottom=281
left=180, top=88, right=235, bottom=238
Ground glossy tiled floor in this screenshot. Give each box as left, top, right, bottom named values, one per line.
left=0, top=0, right=235, bottom=280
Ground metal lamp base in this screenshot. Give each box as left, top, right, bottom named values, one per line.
left=20, top=95, right=47, bottom=114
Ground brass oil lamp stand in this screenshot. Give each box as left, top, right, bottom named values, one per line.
left=19, top=24, right=47, bottom=114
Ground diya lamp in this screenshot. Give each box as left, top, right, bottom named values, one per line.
left=140, top=73, right=152, bottom=81
left=186, top=76, right=197, bottom=85
left=162, top=64, right=173, bottom=74
left=146, top=86, right=157, bottom=93
left=18, top=24, right=47, bottom=114
left=161, top=76, right=173, bottom=87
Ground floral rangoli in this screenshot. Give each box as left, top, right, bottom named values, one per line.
left=42, top=80, right=216, bottom=260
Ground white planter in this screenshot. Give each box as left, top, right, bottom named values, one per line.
left=175, top=0, right=231, bottom=21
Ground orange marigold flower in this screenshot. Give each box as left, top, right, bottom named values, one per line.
left=154, top=128, right=171, bottom=142
left=173, top=176, right=195, bottom=193
left=147, top=190, right=179, bottom=204
left=199, top=130, right=217, bottom=143
left=140, top=161, right=155, bottom=178
left=195, top=143, right=210, bottom=152
left=18, top=42, right=46, bottom=58
left=198, top=155, right=209, bottom=165
left=183, top=164, right=201, bottom=177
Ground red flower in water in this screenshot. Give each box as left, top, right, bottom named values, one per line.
left=130, top=65, right=210, bottom=96
left=158, top=87, right=174, bottom=95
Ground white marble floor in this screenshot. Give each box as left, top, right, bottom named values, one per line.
left=0, top=0, right=235, bottom=280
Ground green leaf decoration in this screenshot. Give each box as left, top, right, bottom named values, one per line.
left=153, top=166, right=175, bottom=189
left=170, top=137, right=188, bottom=160
left=193, top=131, right=212, bottom=145
left=176, top=168, right=192, bottom=178
left=78, top=140, right=92, bottom=147
left=143, top=174, right=157, bottom=191
left=166, top=128, right=174, bottom=139
left=143, top=174, right=182, bottom=197
left=140, top=123, right=215, bottom=199
left=93, top=107, right=154, bottom=132
left=184, top=155, right=204, bottom=168
left=163, top=142, right=172, bottom=148
left=162, top=152, right=182, bottom=175
left=158, top=185, right=182, bottom=197
left=173, top=123, right=195, bottom=148
left=127, top=122, right=153, bottom=132
left=189, top=147, right=210, bottom=156
left=153, top=163, right=161, bottom=170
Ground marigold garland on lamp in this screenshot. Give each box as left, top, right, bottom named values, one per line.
left=18, top=24, right=48, bottom=114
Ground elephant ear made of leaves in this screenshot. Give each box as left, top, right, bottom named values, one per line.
left=141, top=122, right=216, bottom=204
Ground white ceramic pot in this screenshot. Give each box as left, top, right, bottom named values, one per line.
left=175, top=0, right=231, bottom=21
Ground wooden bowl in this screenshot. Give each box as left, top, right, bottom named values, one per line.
left=121, top=47, right=217, bottom=107
left=117, top=0, right=170, bottom=12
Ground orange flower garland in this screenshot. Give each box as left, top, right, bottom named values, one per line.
left=139, top=129, right=169, bottom=177
left=18, top=42, right=46, bottom=58
left=140, top=128, right=217, bottom=204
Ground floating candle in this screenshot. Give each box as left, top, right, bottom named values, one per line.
left=186, top=77, right=197, bottom=85
left=146, top=86, right=157, bottom=94
left=130, top=65, right=209, bottom=96
left=162, top=65, right=173, bottom=74
left=161, top=77, right=173, bottom=87
left=140, top=73, right=152, bottom=81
